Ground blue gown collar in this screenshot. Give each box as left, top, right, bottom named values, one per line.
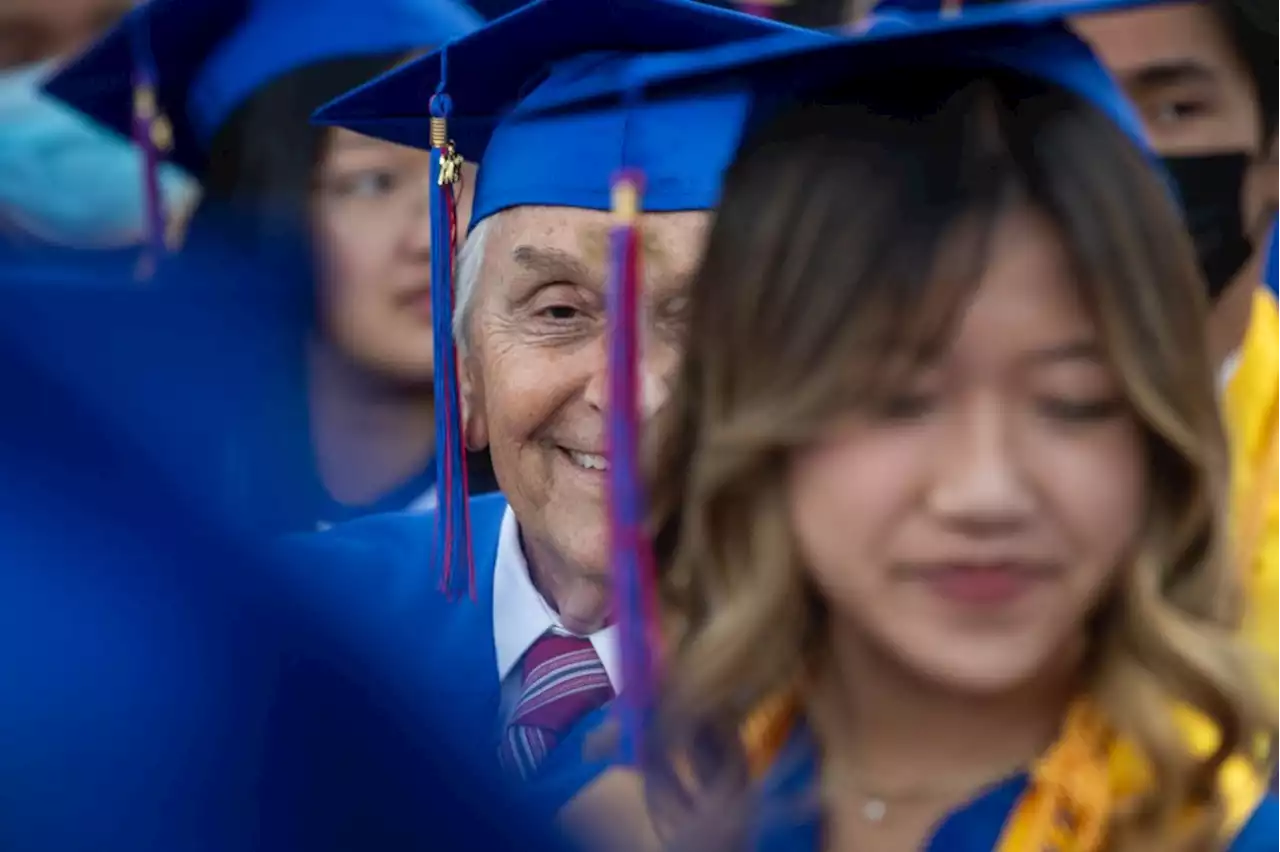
left=752, top=723, right=1030, bottom=852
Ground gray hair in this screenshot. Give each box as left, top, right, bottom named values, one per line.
left=452, top=214, right=494, bottom=358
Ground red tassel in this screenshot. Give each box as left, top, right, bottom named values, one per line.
left=607, top=170, right=661, bottom=764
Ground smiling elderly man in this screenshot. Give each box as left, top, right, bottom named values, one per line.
left=303, top=0, right=825, bottom=817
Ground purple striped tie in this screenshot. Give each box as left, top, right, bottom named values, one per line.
left=499, top=632, right=615, bottom=779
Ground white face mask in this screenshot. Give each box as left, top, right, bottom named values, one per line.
left=0, top=60, right=199, bottom=248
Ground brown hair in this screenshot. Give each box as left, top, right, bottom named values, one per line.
left=645, top=66, right=1274, bottom=851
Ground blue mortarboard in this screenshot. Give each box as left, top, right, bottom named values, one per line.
left=514, top=0, right=1165, bottom=159
left=313, top=0, right=827, bottom=226
left=310, top=0, right=827, bottom=604
left=44, top=0, right=482, bottom=177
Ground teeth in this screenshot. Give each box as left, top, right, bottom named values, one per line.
left=566, top=450, right=609, bottom=471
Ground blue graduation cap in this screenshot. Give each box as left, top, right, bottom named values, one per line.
left=43, top=0, right=482, bottom=178
left=312, top=0, right=826, bottom=226
left=311, top=0, right=827, bottom=603
left=514, top=0, right=1166, bottom=158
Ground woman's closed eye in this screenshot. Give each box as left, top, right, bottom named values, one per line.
left=1037, top=396, right=1125, bottom=422
left=869, top=391, right=938, bottom=421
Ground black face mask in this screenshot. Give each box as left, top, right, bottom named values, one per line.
left=1160, top=153, right=1256, bottom=302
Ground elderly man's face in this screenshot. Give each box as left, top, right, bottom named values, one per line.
left=464, top=205, right=709, bottom=623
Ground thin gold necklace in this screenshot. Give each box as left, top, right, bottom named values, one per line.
left=838, top=757, right=1033, bottom=824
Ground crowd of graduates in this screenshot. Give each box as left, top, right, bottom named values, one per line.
left=1, top=0, right=1276, bottom=850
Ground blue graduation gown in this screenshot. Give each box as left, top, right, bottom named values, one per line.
left=286, top=491, right=615, bottom=811
left=755, top=727, right=1279, bottom=852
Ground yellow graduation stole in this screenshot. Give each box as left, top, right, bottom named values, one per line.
left=742, top=696, right=1266, bottom=851
left=1223, top=289, right=1279, bottom=675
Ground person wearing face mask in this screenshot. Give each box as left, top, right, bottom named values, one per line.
left=44, top=0, right=498, bottom=534
left=1073, top=0, right=1278, bottom=676
left=0, top=57, right=197, bottom=251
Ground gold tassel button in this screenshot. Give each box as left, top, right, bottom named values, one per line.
left=611, top=179, right=641, bottom=223
left=429, top=114, right=447, bottom=149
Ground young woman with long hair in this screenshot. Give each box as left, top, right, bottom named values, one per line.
left=555, top=7, right=1280, bottom=850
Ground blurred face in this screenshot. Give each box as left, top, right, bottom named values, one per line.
left=1073, top=3, right=1260, bottom=157
left=465, top=205, right=708, bottom=631
left=312, top=128, right=476, bottom=384
left=788, top=209, right=1145, bottom=694
left=0, top=0, right=129, bottom=67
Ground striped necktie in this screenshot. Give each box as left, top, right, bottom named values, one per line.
left=499, top=632, right=614, bottom=779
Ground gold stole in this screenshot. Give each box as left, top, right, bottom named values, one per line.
left=1223, top=290, right=1279, bottom=679
left=741, top=697, right=1267, bottom=851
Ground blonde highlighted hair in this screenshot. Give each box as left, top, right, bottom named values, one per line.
left=643, top=67, right=1275, bottom=851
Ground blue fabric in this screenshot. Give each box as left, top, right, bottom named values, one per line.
left=0, top=216, right=315, bottom=537
left=0, top=248, right=577, bottom=852
left=530, top=703, right=621, bottom=812
left=924, top=775, right=1027, bottom=852
left=44, top=0, right=481, bottom=175
left=1230, top=794, right=1280, bottom=852
left=283, top=492, right=506, bottom=759
left=286, top=490, right=614, bottom=810
left=510, top=0, right=1167, bottom=164
left=1264, top=217, right=1277, bottom=298
left=311, top=0, right=826, bottom=228
left=753, top=725, right=1280, bottom=852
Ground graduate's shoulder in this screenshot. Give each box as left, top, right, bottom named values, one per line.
left=1227, top=792, right=1279, bottom=852
left=275, top=492, right=509, bottom=613
left=285, top=490, right=509, bottom=567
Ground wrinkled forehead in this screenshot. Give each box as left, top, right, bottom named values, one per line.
left=482, top=204, right=711, bottom=283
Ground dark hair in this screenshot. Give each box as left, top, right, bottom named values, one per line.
left=1211, top=0, right=1278, bottom=146
left=197, top=54, right=403, bottom=241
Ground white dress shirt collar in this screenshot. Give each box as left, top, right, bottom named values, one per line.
left=491, top=506, right=620, bottom=691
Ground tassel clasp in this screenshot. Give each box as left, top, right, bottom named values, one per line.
left=133, top=85, right=173, bottom=153
left=611, top=174, right=642, bottom=222
left=430, top=115, right=463, bottom=186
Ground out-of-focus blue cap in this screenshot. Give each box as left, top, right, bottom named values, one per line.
left=312, top=0, right=828, bottom=228
left=43, top=0, right=482, bottom=176
left=1265, top=216, right=1278, bottom=297
left=514, top=0, right=1164, bottom=162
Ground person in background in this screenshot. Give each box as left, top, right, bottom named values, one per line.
left=1073, top=0, right=1277, bottom=675
left=0, top=0, right=197, bottom=250
left=521, top=2, right=1278, bottom=850
left=303, top=0, right=823, bottom=846
left=45, top=0, right=497, bottom=533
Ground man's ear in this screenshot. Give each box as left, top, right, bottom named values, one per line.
left=461, top=350, right=488, bottom=452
